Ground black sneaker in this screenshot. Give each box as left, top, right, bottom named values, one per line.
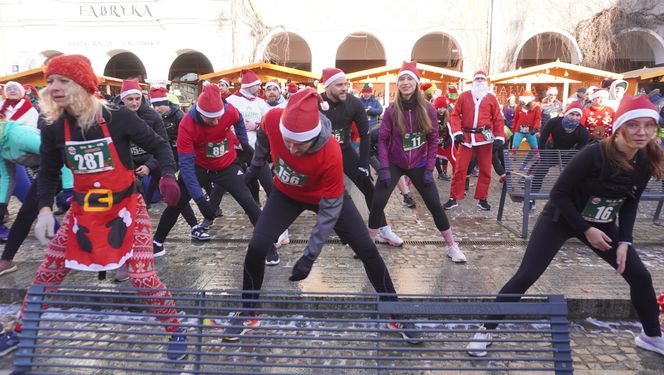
left=443, top=198, right=458, bottom=210
left=222, top=312, right=260, bottom=342
left=477, top=200, right=491, bottom=211
left=265, top=247, right=280, bottom=266
left=438, top=173, right=451, bottom=181
left=199, top=218, right=213, bottom=231
left=153, top=241, right=166, bottom=257
left=402, top=193, right=416, bottom=208
left=215, top=208, right=223, bottom=217
left=387, top=317, right=423, bottom=345
left=191, top=226, right=211, bottom=241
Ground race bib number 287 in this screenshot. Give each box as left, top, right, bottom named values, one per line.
left=65, top=138, right=114, bottom=174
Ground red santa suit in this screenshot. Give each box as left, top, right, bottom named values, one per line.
left=449, top=73, right=504, bottom=201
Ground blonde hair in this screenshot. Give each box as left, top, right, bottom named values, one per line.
left=39, top=81, right=110, bottom=130
left=392, top=86, right=433, bottom=136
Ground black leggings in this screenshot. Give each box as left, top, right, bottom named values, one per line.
left=369, top=165, right=450, bottom=231
left=242, top=189, right=397, bottom=306
left=154, top=163, right=263, bottom=243
left=484, top=209, right=661, bottom=337
left=342, top=146, right=387, bottom=228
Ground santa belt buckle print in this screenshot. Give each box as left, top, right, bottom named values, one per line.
left=84, top=189, right=114, bottom=212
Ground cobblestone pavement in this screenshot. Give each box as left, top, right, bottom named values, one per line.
left=0, top=174, right=662, bottom=372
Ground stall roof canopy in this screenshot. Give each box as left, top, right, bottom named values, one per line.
left=0, top=66, right=144, bottom=88
left=346, top=63, right=468, bottom=83
left=489, top=60, right=623, bottom=84
left=621, top=66, right=664, bottom=81
left=199, top=62, right=319, bottom=84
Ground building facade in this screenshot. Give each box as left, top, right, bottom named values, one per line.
left=1, top=0, right=663, bottom=82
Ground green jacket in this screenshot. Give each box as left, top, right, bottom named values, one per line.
left=0, top=121, right=73, bottom=204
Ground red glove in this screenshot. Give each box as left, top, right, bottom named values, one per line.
left=159, top=174, right=181, bottom=206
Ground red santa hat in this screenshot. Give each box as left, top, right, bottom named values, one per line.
left=265, top=79, right=281, bottom=92
left=546, top=87, right=558, bottom=95
left=519, top=90, right=534, bottom=103
left=44, top=54, right=99, bottom=95
left=218, top=77, right=231, bottom=87
left=149, top=87, right=169, bottom=105
left=433, top=95, right=448, bottom=109
left=321, top=68, right=346, bottom=89
left=612, top=94, right=659, bottom=133
left=120, top=79, right=142, bottom=100
left=361, top=83, right=373, bottom=94
left=590, top=88, right=609, bottom=100
left=473, top=71, right=488, bottom=80
left=279, top=88, right=321, bottom=142
left=3, top=81, right=25, bottom=98
left=240, top=69, right=261, bottom=89
left=196, top=84, right=225, bottom=118
left=563, top=100, right=584, bottom=117
left=286, top=82, right=298, bottom=94
left=397, top=61, right=419, bottom=83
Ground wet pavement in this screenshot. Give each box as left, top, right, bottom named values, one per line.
left=0, top=173, right=662, bottom=373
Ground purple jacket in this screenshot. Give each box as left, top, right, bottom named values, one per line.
left=378, top=102, right=438, bottom=171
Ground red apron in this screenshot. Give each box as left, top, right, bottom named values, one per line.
left=63, top=117, right=138, bottom=271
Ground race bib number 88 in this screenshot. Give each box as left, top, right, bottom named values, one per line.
left=65, top=138, right=114, bottom=174
left=274, top=157, right=308, bottom=186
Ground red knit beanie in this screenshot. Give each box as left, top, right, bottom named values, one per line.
left=44, top=55, right=99, bottom=94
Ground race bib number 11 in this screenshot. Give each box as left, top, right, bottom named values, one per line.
left=403, top=132, right=423, bottom=151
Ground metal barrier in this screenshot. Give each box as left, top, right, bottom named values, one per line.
left=497, top=149, right=664, bottom=237
left=13, top=285, right=573, bottom=374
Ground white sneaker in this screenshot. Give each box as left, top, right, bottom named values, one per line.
left=376, top=226, right=404, bottom=247
left=113, top=266, right=130, bottom=283
left=635, top=331, right=664, bottom=356
left=447, top=242, right=467, bottom=263
left=466, top=327, right=492, bottom=357
left=275, top=229, right=290, bottom=249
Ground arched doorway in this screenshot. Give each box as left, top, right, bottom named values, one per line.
left=411, top=33, right=462, bottom=70
left=515, top=32, right=577, bottom=68
left=614, top=30, right=664, bottom=72
left=103, top=51, right=147, bottom=80
left=31, top=50, right=64, bottom=68
left=264, top=32, right=312, bottom=71
left=336, top=32, right=386, bottom=73
left=168, top=51, right=214, bottom=105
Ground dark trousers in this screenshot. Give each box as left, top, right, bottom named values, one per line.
left=242, top=189, right=397, bottom=305
left=341, top=146, right=387, bottom=228
left=2, top=182, right=60, bottom=261
left=369, top=165, right=450, bottom=231
left=485, top=210, right=661, bottom=337
left=154, top=163, right=262, bottom=243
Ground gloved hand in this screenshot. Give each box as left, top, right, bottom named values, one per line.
left=35, top=211, right=56, bottom=245
left=454, top=134, right=464, bottom=144
left=492, top=138, right=504, bottom=148
left=244, top=165, right=260, bottom=186
left=378, top=168, right=391, bottom=185
left=159, top=174, right=181, bottom=206
left=194, top=196, right=216, bottom=220
left=423, top=170, right=434, bottom=186
left=289, top=254, right=316, bottom=281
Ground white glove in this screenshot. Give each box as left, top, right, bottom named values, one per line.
left=35, top=212, right=56, bottom=245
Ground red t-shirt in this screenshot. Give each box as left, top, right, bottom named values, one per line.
left=176, top=108, right=240, bottom=171
left=262, top=108, right=345, bottom=204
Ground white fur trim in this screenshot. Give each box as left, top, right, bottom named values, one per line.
left=397, top=70, right=420, bottom=83
left=265, top=81, right=281, bottom=91
left=324, top=71, right=346, bottom=88
left=196, top=104, right=225, bottom=118
left=590, top=90, right=609, bottom=100
left=65, top=250, right=133, bottom=271
left=120, top=89, right=142, bottom=100
left=473, top=74, right=487, bottom=80
left=564, top=108, right=583, bottom=117
left=546, top=87, right=558, bottom=95
left=150, top=96, right=168, bottom=104
left=320, top=101, right=330, bottom=111
left=241, top=79, right=261, bottom=89
left=612, top=108, right=660, bottom=132
left=280, top=118, right=322, bottom=142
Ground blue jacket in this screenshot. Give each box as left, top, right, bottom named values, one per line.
left=360, top=96, right=383, bottom=128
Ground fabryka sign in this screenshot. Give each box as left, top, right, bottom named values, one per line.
left=79, top=3, right=154, bottom=18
